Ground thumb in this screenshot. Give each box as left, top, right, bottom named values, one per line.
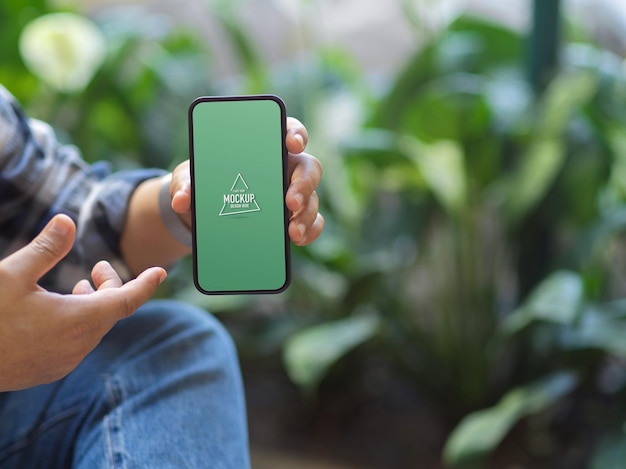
left=8, top=214, right=76, bottom=282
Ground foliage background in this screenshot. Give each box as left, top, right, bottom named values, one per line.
left=4, top=0, right=626, bottom=467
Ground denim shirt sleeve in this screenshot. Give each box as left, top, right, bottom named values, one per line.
left=0, top=85, right=165, bottom=293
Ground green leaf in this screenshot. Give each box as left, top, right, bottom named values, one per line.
left=502, top=271, right=584, bottom=336
left=499, top=72, right=599, bottom=224
left=444, top=390, right=527, bottom=466
left=443, top=372, right=578, bottom=467
left=446, top=17, right=523, bottom=71
left=537, top=71, right=598, bottom=138
left=608, top=129, right=626, bottom=198
left=501, top=139, right=565, bottom=224
left=283, top=312, right=381, bottom=392
left=400, top=136, right=467, bottom=216
left=341, top=128, right=405, bottom=167
left=398, top=73, right=490, bottom=143
left=561, top=306, right=626, bottom=358
left=370, top=36, right=440, bottom=129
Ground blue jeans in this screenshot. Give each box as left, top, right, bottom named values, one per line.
left=0, top=300, right=250, bottom=468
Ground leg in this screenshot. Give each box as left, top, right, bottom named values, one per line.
left=0, top=300, right=250, bottom=468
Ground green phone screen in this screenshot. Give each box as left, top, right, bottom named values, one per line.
left=189, top=95, right=290, bottom=294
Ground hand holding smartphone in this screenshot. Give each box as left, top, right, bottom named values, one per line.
left=188, top=95, right=290, bottom=295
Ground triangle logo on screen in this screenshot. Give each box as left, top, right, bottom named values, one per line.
left=219, top=173, right=262, bottom=216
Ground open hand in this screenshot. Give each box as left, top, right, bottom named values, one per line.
left=0, top=214, right=166, bottom=391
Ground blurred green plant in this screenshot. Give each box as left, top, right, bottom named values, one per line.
left=276, top=13, right=626, bottom=469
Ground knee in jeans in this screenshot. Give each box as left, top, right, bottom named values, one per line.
left=140, top=299, right=238, bottom=359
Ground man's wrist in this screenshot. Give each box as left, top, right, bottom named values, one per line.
left=158, top=174, right=192, bottom=248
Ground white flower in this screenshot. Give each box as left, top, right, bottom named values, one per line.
left=19, top=12, right=106, bottom=93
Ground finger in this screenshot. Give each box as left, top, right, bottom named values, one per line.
left=91, top=260, right=123, bottom=290
left=101, top=267, right=167, bottom=320
left=64, top=267, right=166, bottom=345
left=286, top=152, right=322, bottom=213
left=308, top=213, right=325, bottom=244
left=286, top=117, right=308, bottom=154
left=72, top=279, right=95, bottom=295
left=171, top=190, right=192, bottom=219
left=169, top=162, right=193, bottom=218
left=289, top=194, right=324, bottom=245
left=6, top=214, right=76, bottom=282
left=290, top=213, right=325, bottom=246
left=170, top=161, right=190, bottom=198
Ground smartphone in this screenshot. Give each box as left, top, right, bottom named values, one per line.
left=188, top=95, right=290, bottom=295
